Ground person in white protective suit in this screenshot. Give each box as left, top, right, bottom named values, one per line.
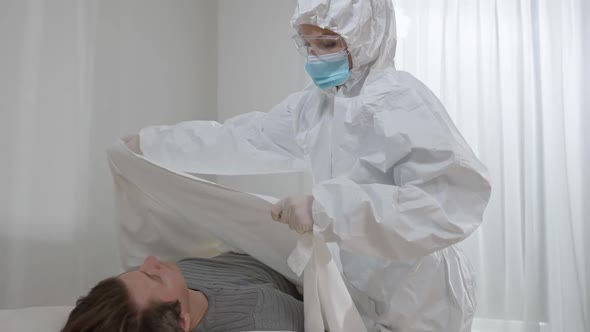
left=135, top=0, right=492, bottom=331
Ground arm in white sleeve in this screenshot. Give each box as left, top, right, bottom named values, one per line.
left=312, top=149, right=491, bottom=260
left=311, top=73, right=492, bottom=260
left=138, top=92, right=306, bottom=175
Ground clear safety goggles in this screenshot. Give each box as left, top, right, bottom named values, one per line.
left=292, top=34, right=347, bottom=58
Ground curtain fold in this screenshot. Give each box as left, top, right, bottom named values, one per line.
left=396, top=0, right=588, bottom=331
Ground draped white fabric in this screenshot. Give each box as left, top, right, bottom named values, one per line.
left=395, top=0, right=588, bottom=331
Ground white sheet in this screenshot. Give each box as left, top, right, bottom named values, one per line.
left=108, top=140, right=302, bottom=282
left=0, top=141, right=366, bottom=332
left=107, top=140, right=366, bottom=332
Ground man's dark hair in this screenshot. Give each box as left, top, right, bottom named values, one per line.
left=61, top=277, right=184, bottom=332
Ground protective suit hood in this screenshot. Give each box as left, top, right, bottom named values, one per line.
left=291, top=0, right=397, bottom=94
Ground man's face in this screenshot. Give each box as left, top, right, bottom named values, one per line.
left=119, top=256, right=190, bottom=314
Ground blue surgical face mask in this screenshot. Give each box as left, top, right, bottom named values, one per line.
left=305, top=50, right=351, bottom=90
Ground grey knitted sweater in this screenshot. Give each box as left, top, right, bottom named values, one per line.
left=177, top=253, right=304, bottom=332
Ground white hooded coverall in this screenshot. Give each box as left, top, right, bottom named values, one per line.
left=138, top=0, right=492, bottom=331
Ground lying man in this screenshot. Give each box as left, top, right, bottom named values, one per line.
left=61, top=252, right=304, bottom=332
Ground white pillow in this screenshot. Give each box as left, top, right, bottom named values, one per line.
left=0, top=306, right=73, bottom=332
left=0, top=306, right=298, bottom=332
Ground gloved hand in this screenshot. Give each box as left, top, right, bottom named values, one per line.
left=271, top=195, right=315, bottom=234
left=123, top=134, right=142, bottom=155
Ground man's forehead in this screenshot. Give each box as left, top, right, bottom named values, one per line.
left=119, top=271, right=152, bottom=307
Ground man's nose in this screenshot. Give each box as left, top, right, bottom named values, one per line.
left=141, top=255, right=161, bottom=271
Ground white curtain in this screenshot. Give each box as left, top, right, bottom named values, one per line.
left=0, top=0, right=104, bottom=309
left=0, top=0, right=218, bottom=309
left=395, top=0, right=588, bottom=331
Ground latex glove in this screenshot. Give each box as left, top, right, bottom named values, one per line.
left=123, top=134, right=142, bottom=155
left=271, top=195, right=314, bottom=234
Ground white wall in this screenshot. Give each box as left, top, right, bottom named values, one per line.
left=119, top=0, right=218, bottom=128
left=1, top=0, right=307, bottom=309
left=83, top=0, right=219, bottom=287
left=0, top=0, right=308, bottom=309
left=216, top=0, right=311, bottom=198
left=0, top=0, right=219, bottom=308
left=582, top=0, right=590, bottom=308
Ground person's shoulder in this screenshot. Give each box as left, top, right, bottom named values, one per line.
left=361, top=69, right=431, bottom=109
left=389, top=70, right=434, bottom=94
left=272, top=84, right=317, bottom=112
left=364, top=68, right=424, bottom=91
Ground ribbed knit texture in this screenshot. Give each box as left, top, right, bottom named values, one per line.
left=177, top=253, right=304, bottom=332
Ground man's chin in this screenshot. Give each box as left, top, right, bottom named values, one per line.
left=162, top=261, right=177, bottom=270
